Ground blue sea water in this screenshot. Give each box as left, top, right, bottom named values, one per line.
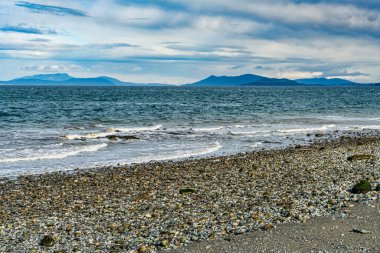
left=1, top=86, right=380, bottom=177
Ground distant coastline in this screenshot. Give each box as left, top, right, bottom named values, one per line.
left=1, top=73, right=379, bottom=87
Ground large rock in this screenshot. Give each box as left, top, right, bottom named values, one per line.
left=179, top=188, right=196, bottom=194
left=106, top=135, right=139, bottom=141
left=347, top=155, right=376, bottom=161
left=40, top=235, right=55, bottom=247
left=352, top=180, right=372, bottom=194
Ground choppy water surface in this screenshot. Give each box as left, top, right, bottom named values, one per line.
left=1, top=86, right=380, bottom=177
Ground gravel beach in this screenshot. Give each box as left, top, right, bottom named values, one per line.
left=169, top=202, right=380, bottom=253
left=1, top=133, right=380, bottom=252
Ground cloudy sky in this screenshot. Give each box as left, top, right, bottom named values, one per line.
left=0, top=0, right=379, bottom=84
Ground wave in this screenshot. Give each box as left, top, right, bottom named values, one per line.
left=278, top=124, right=380, bottom=134
left=349, top=125, right=380, bottom=130
left=130, top=142, right=223, bottom=163
left=192, top=126, right=224, bottom=132
left=0, top=143, right=107, bottom=163
left=251, top=142, right=262, bottom=148
left=278, top=124, right=336, bottom=134
left=64, top=125, right=161, bottom=140
left=230, top=130, right=271, bottom=135
left=321, top=115, right=380, bottom=122
left=114, top=125, right=162, bottom=132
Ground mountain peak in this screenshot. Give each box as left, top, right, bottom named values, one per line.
left=16, top=73, right=73, bottom=82
left=296, top=77, right=355, bottom=85
left=187, top=74, right=264, bottom=86
left=1, top=73, right=172, bottom=86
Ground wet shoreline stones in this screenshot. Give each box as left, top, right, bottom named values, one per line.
left=0, top=134, right=380, bottom=252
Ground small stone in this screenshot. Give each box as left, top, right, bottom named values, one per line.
left=40, top=235, right=55, bottom=247
left=66, top=224, right=73, bottom=232
left=138, top=245, right=147, bottom=252
left=191, top=236, right=199, bottom=241
left=260, top=224, right=274, bottom=231
left=352, top=228, right=371, bottom=234
left=74, top=231, right=81, bottom=238
left=161, top=240, right=170, bottom=247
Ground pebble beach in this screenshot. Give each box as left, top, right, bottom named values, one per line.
left=1, top=133, right=380, bottom=252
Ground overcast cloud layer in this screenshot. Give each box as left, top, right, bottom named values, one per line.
left=0, top=0, right=379, bottom=83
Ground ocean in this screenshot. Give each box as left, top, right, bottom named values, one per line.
left=1, top=85, right=380, bottom=177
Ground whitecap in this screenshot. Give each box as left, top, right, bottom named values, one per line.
left=230, top=130, right=271, bottom=135
left=0, top=143, right=107, bottom=163
left=278, top=124, right=336, bottom=134
left=64, top=125, right=161, bottom=140
left=251, top=142, right=263, bottom=148
left=113, top=124, right=162, bottom=132
left=350, top=125, right=380, bottom=130
left=129, top=142, right=223, bottom=163
left=192, top=126, right=224, bottom=132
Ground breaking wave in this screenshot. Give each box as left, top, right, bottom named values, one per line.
left=0, top=143, right=108, bottom=163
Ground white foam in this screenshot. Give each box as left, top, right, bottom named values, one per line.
left=64, top=125, right=162, bottom=140
left=115, top=124, right=162, bottom=132
left=251, top=142, right=262, bottom=148
left=64, top=128, right=116, bottom=140
left=278, top=124, right=336, bottom=134
left=350, top=125, right=380, bottom=130
left=129, top=142, right=223, bottom=163
left=0, top=143, right=107, bottom=163
left=230, top=130, right=271, bottom=135
left=192, top=127, right=224, bottom=132
left=321, top=115, right=380, bottom=122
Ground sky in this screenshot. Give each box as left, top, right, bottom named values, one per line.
left=0, top=0, right=380, bottom=84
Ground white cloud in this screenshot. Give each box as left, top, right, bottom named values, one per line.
left=0, top=0, right=379, bottom=83
left=21, top=64, right=82, bottom=72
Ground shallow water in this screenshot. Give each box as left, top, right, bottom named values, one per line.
left=1, top=86, right=380, bottom=177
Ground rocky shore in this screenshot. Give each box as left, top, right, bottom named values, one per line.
left=1, top=134, right=380, bottom=252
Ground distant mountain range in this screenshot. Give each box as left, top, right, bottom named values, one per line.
left=0, top=73, right=379, bottom=87
left=185, top=74, right=378, bottom=87
left=295, top=77, right=357, bottom=85
left=0, top=73, right=171, bottom=86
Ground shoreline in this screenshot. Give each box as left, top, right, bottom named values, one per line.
left=1, top=134, right=380, bottom=252
left=2, top=129, right=380, bottom=181
left=2, top=128, right=380, bottom=180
